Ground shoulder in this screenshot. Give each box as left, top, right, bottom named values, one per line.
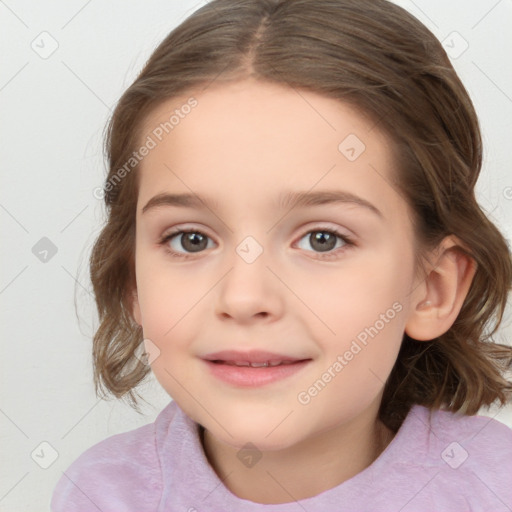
left=426, top=405, right=512, bottom=469
left=51, top=400, right=179, bottom=512
left=399, top=404, right=512, bottom=510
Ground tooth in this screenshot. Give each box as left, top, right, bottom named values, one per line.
left=220, top=360, right=294, bottom=367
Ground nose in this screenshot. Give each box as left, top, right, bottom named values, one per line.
left=214, top=242, right=284, bottom=324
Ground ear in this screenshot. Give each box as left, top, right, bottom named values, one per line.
left=405, top=236, right=477, bottom=341
left=130, top=288, right=142, bottom=326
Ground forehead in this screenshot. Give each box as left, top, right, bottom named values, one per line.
left=136, top=79, right=403, bottom=220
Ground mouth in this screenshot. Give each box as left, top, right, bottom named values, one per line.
left=201, top=350, right=312, bottom=387
left=208, top=359, right=308, bottom=367
left=201, top=349, right=311, bottom=367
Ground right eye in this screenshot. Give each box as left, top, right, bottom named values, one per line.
left=159, top=229, right=216, bottom=259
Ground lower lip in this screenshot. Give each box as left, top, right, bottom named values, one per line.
left=202, top=360, right=311, bottom=387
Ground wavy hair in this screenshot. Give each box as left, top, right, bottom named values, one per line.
left=89, top=0, right=512, bottom=431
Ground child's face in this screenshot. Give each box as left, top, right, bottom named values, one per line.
left=132, top=78, right=422, bottom=450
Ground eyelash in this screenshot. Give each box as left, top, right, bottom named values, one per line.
left=158, top=226, right=355, bottom=261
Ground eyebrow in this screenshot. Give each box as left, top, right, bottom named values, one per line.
left=141, top=190, right=383, bottom=218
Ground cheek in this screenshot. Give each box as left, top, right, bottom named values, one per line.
left=135, top=256, right=191, bottom=341
left=311, top=249, right=410, bottom=374
left=300, top=249, right=410, bottom=335
left=340, top=255, right=410, bottom=373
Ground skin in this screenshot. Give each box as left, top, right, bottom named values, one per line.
left=131, top=78, right=476, bottom=504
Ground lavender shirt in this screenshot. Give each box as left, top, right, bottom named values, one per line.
left=51, top=399, right=512, bottom=511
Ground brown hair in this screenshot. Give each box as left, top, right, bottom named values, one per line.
left=89, top=0, right=512, bottom=431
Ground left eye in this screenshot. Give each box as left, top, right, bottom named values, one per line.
left=295, top=228, right=351, bottom=254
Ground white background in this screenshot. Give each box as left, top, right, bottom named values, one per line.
left=1, top=0, right=511, bottom=510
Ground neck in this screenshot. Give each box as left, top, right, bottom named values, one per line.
left=200, top=406, right=396, bottom=504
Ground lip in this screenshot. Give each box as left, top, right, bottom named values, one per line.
left=201, top=350, right=312, bottom=388
left=201, top=349, right=307, bottom=364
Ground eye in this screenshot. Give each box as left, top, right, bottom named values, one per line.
left=159, top=229, right=215, bottom=259
left=295, top=227, right=354, bottom=259
left=158, top=226, right=355, bottom=260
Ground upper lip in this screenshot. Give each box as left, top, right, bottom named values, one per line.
left=201, top=350, right=310, bottom=364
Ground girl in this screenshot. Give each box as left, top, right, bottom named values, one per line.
left=51, top=0, right=512, bottom=510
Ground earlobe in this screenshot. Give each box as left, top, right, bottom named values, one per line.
left=405, top=238, right=477, bottom=341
